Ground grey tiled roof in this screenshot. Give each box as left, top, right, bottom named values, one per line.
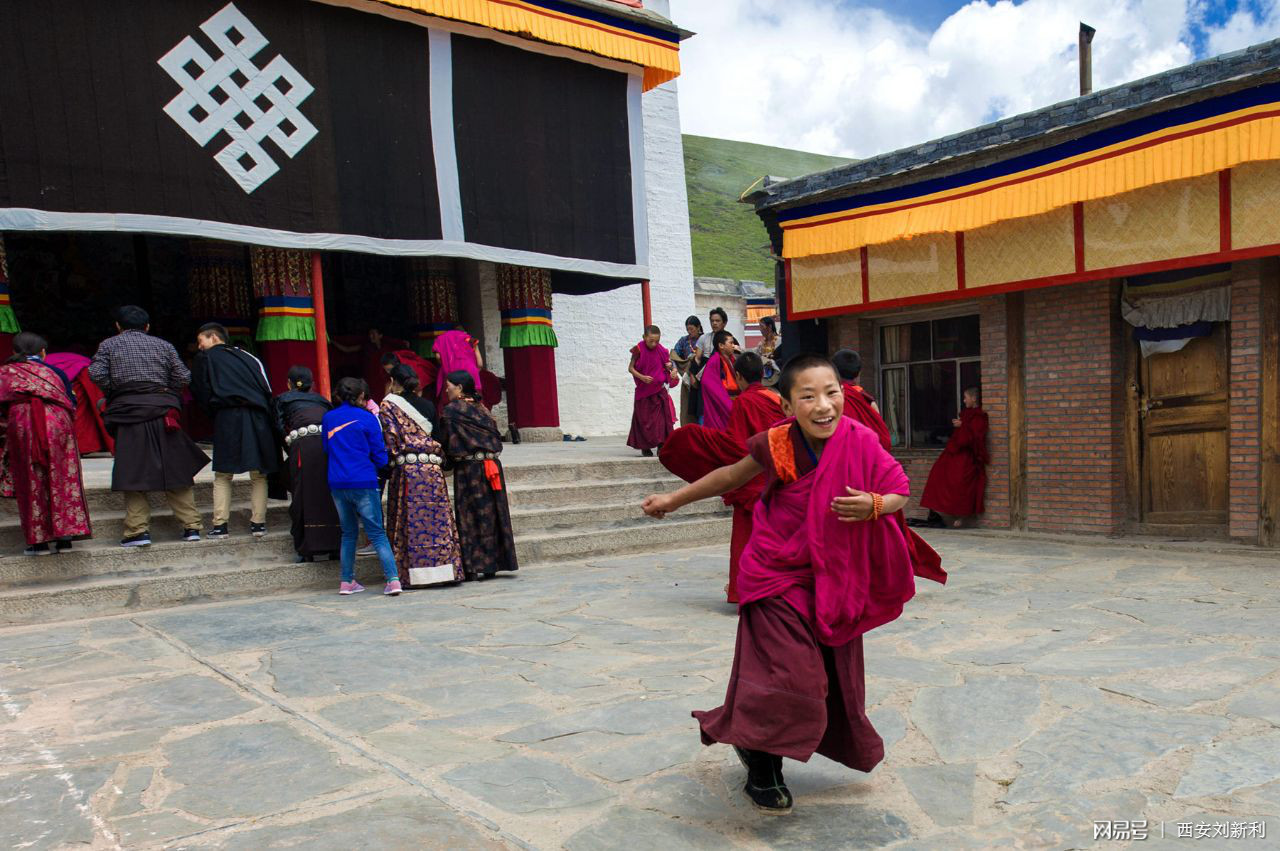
left=750, top=38, right=1280, bottom=212
left=564, top=0, right=688, bottom=37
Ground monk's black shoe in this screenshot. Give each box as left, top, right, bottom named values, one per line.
left=734, top=747, right=793, bottom=815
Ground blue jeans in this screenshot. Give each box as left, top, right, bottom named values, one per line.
left=331, top=489, right=399, bottom=584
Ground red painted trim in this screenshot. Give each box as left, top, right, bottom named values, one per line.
left=955, top=231, right=966, bottom=290
left=1219, top=168, right=1233, bottom=252
left=786, top=240, right=1280, bottom=319
left=311, top=251, right=331, bottom=399
left=860, top=246, right=870, bottom=305
left=1073, top=202, right=1086, bottom=273
left=782, top=107, right=1280, bottom=233
left=641, top=279, right=652, bottom=328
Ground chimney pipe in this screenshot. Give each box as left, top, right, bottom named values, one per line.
left=1079, top=22, right=1096, bottom=96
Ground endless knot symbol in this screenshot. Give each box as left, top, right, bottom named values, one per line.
left=158, top=3, right=317, bottom=194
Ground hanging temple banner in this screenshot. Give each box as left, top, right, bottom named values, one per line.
left=0, top=0, right=652, bottom=280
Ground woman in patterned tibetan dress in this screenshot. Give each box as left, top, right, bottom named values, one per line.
left=380, top=365, right=463, bottom=588
left=0, top=333, right=92, bottom=555
left=438, top=370, right=518, bottom=580
left=275, top=366, right=341, bottom=562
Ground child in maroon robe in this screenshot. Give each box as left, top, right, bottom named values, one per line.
left=659, top=352, right=782, bottom=603
left=643, top=354, right=945, bottom=814
left=626, top=326, right=678, bottom=456
left=921, top=387, right=989, bottom=526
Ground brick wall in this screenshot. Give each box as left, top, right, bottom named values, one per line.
left=1023, top=281, right=1127, bottom=534
left=1228, top=264, right=1263, bottom=540
left=977, top=296, right=1011, bottom=528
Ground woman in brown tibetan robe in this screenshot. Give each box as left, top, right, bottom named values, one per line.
left=275, top=366, right=340, bottom=562
left=437, top=370, right=518, bottom=580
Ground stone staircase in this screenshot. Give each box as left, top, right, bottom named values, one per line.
left=0, top=453, right=729, bottom=624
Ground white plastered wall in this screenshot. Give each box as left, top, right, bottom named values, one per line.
left=552, top=3, right=695, bottom=437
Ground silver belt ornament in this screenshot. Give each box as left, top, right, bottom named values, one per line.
left=395, top=453, right=443, bottom=466
left=461, top=452, right=499, bottom=462
left=285, top=424, right=321, bottom=446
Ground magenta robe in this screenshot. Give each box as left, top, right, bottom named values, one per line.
left=433, top=330, right=482, bottom=410
left=700, top=352, right=735, bottom=430
left=0, top=362, right=92, bottom=546
left=627, top=341, right=676, bottom=451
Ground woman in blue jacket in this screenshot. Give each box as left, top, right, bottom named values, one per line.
left=322, top=377, right=401, bottom=596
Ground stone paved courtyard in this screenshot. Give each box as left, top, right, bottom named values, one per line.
left=1, top=533, right=1277, bottom=849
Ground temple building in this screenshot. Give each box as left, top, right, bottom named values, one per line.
left=0, top=0, right=695, bottom=439
left=750, top=40, right=1280, bottom=547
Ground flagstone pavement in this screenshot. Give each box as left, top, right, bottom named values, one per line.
left=1, top=533, right=1278, bottom=850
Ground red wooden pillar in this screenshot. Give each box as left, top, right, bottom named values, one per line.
left=311, top=251, right=331, bottom=399
left=641, top=279, right=652, bottom=328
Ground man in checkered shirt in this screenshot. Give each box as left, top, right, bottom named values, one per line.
left=89, top=306, right=210, bottom=547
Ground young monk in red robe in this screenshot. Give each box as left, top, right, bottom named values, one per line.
left=700, top=330, right=740, bottom=430
left=659, top=352, right=782, bottom=603
left=921, top=387, right=989, bottom=527
left=627, top=325, right=678, bottom=457
left=643, top=354, right=945, bottom=814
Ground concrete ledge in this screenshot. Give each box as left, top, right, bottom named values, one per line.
left=516, top=427, right=563, bottom=443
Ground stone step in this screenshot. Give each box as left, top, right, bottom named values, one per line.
left=0, top=502, right=294, bottom=551
left=517, top=514, right=732, bottom=566
left=0, top=514, right=732, bottom=625
left=500, top=456, right=675, bottom=485
left=505, top=477, right=682, bottom=510
left=0, top=495, right=726, bottom=588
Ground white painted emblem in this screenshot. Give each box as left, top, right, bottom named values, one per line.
left=158, top=3, right=317, bottom=194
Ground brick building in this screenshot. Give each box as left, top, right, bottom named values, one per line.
left=748, top=41, right=1280, bottom=546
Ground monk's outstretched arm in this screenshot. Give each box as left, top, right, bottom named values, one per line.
left=642, top=456, right=762, bottom=518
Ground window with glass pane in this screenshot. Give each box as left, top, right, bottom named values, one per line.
left=878, top=314, right=981, bottom=449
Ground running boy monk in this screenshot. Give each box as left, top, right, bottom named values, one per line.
left=643, top=353, right=945, bottom=814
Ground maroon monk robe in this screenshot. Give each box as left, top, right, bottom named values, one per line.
left=393, top=349, right=437, bottom=394
left=839, top=383, right=947, bottom=585
left=0, top=362, right=92, bottom=546
left=627, top=341, right=677, bottom=452
left=921, top=406, right=989, bottom=517
left=659, top=383, right=783, bottom=602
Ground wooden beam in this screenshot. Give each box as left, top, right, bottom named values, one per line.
left=1260, top=260, right=1280, bottom=547
left=1006, top=292, right=1027, bottom=530
left=1123, top=304, right=1143, bottom=524
left=311, top=251, right=331, bottom=400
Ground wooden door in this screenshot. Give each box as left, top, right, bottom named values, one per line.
left=1138, top=324, right=1230, bottom=528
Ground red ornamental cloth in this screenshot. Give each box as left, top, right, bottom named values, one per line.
left=503, top=347, right=557, bottom=429
left=258, top=340, right=318, bottom=396
left=0, top=362, right=92, bottom=546
left=72, top=370, right=114, bottom=455
left=921, top=407, right=989, bottom=517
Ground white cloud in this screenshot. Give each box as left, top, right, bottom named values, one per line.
left=670, top=0, right=1280, bottom=161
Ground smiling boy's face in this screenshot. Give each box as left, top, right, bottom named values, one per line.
left=781, top=365, right=844, bottom=442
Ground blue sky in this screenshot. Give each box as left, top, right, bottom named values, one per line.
left=673, top=0, right=1280, bottom=157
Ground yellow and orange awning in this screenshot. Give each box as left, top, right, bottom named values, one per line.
left=370, top=0, right=682, bottom=90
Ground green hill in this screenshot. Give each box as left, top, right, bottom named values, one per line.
left=683, top=134, right=852, bottom=283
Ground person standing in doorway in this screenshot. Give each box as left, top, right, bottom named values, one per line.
left=192, top=323, right=279, bottom=539
left=0, top=333, right=92, bottom=555
left=276, top=366, right=340, bottom=562
left=626, top=325, right=678, bottom=457
left=89, top=306, right=209, bottom=547
left=921, top=387, right=989, bottom=528
left=323, top=377, right=402, bottom=596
